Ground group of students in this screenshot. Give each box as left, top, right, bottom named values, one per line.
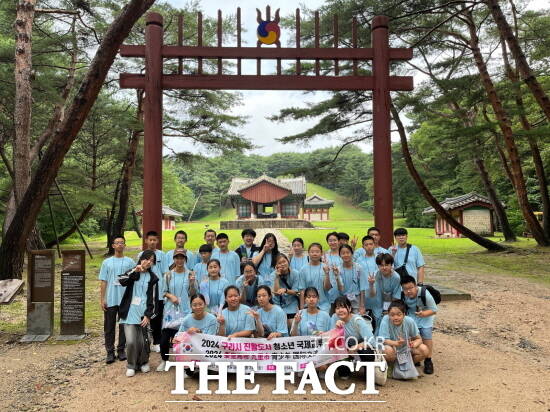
left=99, top=226, right=437, bottom=379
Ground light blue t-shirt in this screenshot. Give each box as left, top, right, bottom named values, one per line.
left=290, top=255, right=308, bottom=272
left=120, top=272, right=150, bottom=325
left=98, top=256, right=134, bottom=307
left=193, top=262, right=209, bottom=283
left=403, top=287, right=437, bottom=329
left=199, top=277, right=230, bottom=314
left=353, top=246, right=388, bottom=262
left=211, top=249, right=241, bottom=286
left=137, top=249, right=167, bottom=297
left=325, top=253, right=343, bottom=304
left=291, top=309, right=331, bottom=336
left=377, top=315, right=420, bottom=341
left=298, top=263, right=331, bottom=312
left=222, top=304, right=255, bottom=336
left=358, top=256, right=379, bottom=311
left=165, top=249, right=196, bottom=272
left=258, top=305, right=288, bottom=336
left=162, top=270, right=196, bottom=317
left=179, top=313, right=218, bottom=335
left=258, top=271, right=275, bottom=289
left=335, top=263, right=362, bottom=297
left=252, top=251, right=274, bottom=277
left=330, top=313, right=373, bottom=342
left=373, top=271, right=402, bottom=321
left=272, top=269, right=300, bottom=314
left=392, top=245, right=425, bottom=281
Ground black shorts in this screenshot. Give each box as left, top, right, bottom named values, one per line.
left=286, top=313, right=296, bottom=320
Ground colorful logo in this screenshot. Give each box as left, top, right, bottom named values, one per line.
left=256, top=8, right=281, bottom=46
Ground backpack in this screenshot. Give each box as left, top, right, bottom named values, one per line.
left=401, top=285, right=441, bottom=306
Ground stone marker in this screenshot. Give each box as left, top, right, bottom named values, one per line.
left=58, top=250, right=86, bottom=340
left=21, top=250, right=55, bottom=343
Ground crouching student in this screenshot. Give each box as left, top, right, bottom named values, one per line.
left=250, top=286, right=288, bottom=339
left=174, top=294, right=220, bottom=377
left=330, top=296, right=375, bottom=380
left=272, top=254, right=300, bottom=328
left=118, top=250, right=160, bottom=377
left=378, top=300, right=428, bottom=369
left=157, top=250, right=197, bottom=372
left=217, top=286, right=256, bottom=338
left=290, top=287, right=331, bottom=336
left=236, top=262, right=261, bottom=307
left=401, top=275, right=437, bottom=374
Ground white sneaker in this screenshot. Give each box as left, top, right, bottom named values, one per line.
left=126, top=369, right=135, bottom=377
left=151, top=344, right=160, bottom=353
left=140, top=363, right=150, bottom=373
left=156, top=361, right=166, bottom=372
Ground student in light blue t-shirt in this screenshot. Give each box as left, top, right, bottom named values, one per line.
left=193, top=244, right=213, bottom=283
left=357, top=236, right=378, bottom=326
left=99, top=235, right=135, bottom=364
left=389, top=227, right=426, bottom=283
left=298, top=243, right=332, bottom=313
left=330, top=296, right=375, bottom=379
left=178, top=294, right=219, bottom=336
left=334, top=244, right=363, bottom=312
left=252, top=233, right=279, bottom=278
left=218, top=286, right=255, bottom=338
left=137, top=230, right=167, bottom=352
left=369, top=253, right=402, bottom=331
left=325, top=232, right=343, bottom=306
left=272, top=254, right=300, bottom=328
left=158, top=250, right=198, bottom=371
left=378, top=300, right=429, bottom=367
left=401, top=275, right=437, bottom=375
left=211, top=233, right=241, bottom=286
left=165, top=230, right=196, bottom=272
left=199, top=259, right=229, bottom=315
left=289, top=237, right=308, bottom=272
left=290, top=287, right=331, bottom=336
left=251, top=286, right=288, bottom=339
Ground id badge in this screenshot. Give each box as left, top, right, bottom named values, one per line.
left=113, top=279, right=121, bottom=286
left=131, top=296, right=142, bottom=305
left=383, top=301, right=391, bottom=311
left=397, top=350, right=408, bottom=365
left=346, top=293, right=357, bottom=302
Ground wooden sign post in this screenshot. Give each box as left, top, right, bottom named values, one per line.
left=20, top=250, right=55, bottom=342
left=58, top=250, right=86, bottom=340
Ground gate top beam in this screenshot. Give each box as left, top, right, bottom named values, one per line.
left=120, top=45, right=413, bottom=61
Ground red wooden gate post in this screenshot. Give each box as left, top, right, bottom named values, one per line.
left=372, top=16, right=393, bottom=248
left=143, top=13, right=164, bottom=248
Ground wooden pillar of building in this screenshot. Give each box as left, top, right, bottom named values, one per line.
left=277, top=200, right=282, bottom=218
left=142, top=13, right=164, bottom=248
left=250, top=201, right=256, bottom=219
left=371, top=16, right=393, bottom=248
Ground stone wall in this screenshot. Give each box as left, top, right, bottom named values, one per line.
left=220, top=219, right=314, bottom=230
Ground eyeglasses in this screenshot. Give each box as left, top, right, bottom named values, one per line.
left=113, top=242, right=125, bottom=245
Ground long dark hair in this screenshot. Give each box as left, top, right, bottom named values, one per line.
left=258, top=233, right=279, bottom=269
left=256, top=285, right=274, bottom=305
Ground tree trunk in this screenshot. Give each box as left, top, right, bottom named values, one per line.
left=187, top=190, right=202, bottom=222
left=131, top=205, right=142, bottom=239
left=390, top=102, right=506, bottom=252
left=109, top=90, right=144, bottom=255
left=105, top=177, right=122, bottom=255
left=484, top=0, right=550, bottom=121
left=465, top=11, right=548, bottom=246
left=13, top=0, right=35, bottom=208
left=473, top=155, right=516, bottom=241
left=45, top=203, right=94, bottom=248
left=0, top=0, right=156, bottom=280
left=500, top=37, right=550, bottom=238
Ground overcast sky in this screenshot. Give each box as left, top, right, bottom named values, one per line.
left=164, top=0, right=547, bottom=157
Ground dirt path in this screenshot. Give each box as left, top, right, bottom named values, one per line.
left=1, top=255, right=550, bottom=411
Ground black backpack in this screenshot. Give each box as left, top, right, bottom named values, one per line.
left=401, top=285, right=441, bottom=306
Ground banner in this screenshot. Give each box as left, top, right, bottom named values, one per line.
left=173, top=329, right=349, bottom=374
